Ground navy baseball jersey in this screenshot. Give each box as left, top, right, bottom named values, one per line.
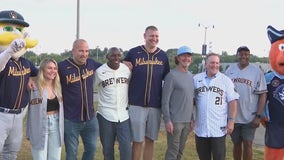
left=0, top=58, right=38, bottom=109
left=58, top=58, right=101, bottom=122
left=264, top=71, right=284, bottom=148
left=124, top=45, right=170, bottom=108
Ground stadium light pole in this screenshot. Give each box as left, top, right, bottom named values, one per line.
left=198, top=23, right=214, bottom=72
left=96, top=46, right=99, bottom=60
left=198, top=23, right=214, bottom=56
left=76, top=0, right=80, bottom=39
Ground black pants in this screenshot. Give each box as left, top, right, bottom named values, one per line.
left=195, top=135, right=226, bottom=160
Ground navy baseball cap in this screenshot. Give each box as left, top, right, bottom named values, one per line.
left=177, top=45, right=192, bottom=56
left=0, top=10, right=29, bottom=27
left=237, top=46, right=250, bottom=53
left=267, top=25, right=284, bottom=44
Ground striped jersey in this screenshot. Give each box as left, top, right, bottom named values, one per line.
left=58, top=58, right=101, bottom=122
left=0, top=57, right=38, bottom=109
left=194, top=72, right=239, bottom=137
left=124, top=45, right=170, bottom=108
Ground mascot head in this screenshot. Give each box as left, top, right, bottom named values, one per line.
left=0, top=10, right=37, bottom=59
left=267, top=25, right=284, bottom=75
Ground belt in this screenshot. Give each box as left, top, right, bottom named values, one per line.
left=0, top=107, right=23, bottom=114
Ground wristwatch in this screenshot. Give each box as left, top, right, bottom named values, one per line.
left=255, top=114, right=261, bottom=119
left=228, top=117, right=235, bottom=122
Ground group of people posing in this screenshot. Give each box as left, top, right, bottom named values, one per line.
left=0, top=10, right=283, bottom=160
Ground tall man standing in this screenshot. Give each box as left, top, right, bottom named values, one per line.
left=225, top=46, right=267, bottom=160
left=58, top=39, right=101, bottom=160
left=124, top=25, right=170, bottom=160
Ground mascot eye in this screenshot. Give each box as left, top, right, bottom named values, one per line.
left=279, top=44, right=284, bottom=51
left=3, top=26, right=13, bottom=32
left=16, top=27, right=23, bottom=32
left=2, top=26, right=23, bottom=32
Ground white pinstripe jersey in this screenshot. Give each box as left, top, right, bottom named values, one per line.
left=194, top=72, right=239, bottom=137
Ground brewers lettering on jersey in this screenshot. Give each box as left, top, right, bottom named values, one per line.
left=194, top=71, right=239, bottom=137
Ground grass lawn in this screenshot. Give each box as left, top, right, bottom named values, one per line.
left=18, top=129, right=264, bottom=160
left=18, top=101, right=264, bottom=159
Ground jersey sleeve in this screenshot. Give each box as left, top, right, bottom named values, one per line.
left=254, top=69, right=267, bottom=94
left=163, top=57, right=170, bottom=80
left=28, top=60, right=38, bottom=77
left=225, top=76, right=239, bottom=102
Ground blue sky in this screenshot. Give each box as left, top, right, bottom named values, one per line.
left=1, top=0, right=283, bottom=57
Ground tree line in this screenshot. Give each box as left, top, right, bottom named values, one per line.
left=24, top=48, right=269, bottom=74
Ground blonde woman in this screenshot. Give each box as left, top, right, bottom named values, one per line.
left=26, top=58, right=64, bottom=160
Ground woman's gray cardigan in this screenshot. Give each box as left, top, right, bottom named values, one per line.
left=26, top=87, right=64, bottom=150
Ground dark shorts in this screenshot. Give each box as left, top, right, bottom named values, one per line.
left=230, top=123, right=256, bottom=144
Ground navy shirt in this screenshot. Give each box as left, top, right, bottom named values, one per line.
left=0, top=58, right=38, bottom=109
left=124, top=45, right=170, bottom=108
left=58, top=58, right=101, bottom=122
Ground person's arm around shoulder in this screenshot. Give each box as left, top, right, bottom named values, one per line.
left=27, top=60, right=38, bottom=90
left=122, top=61, right=133, bottom=71
left=123, top=50, right=133, bottom=71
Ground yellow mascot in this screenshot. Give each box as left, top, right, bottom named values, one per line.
left=262, top=25, right=284, bottom=160
left=0, top=10, right=37, bottom=159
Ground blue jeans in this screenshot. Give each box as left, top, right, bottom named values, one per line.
left=31, top=113, right=62, bottom=160
left=64, top=117, right=99, bottom=160
left=97, top=113, right=131, bottom=160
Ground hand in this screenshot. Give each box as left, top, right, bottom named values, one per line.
left=27, top=77, right=36, bottom=91
left=8, top=39, right=26, bottom=55
left=226, top=120, right=234, bottom=135
left=260, top=117, right=267, bottom=128
left=165, top=121, right=174, bottom=135
left=190, top=120, right=195, bottom=131
left=123, top=61, right=133, bottom=71
left=251, top=117, right=261, bottom=128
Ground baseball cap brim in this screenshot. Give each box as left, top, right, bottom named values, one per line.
left=0, top=18, right=29, bottom=27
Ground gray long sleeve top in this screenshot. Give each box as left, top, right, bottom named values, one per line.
left=161, top=68, right=194, bottom=123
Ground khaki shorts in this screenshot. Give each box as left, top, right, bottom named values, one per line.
left=129, top=105, right=161, bottom=142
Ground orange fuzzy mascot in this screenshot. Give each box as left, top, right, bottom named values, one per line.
left=262, top=25, right=284, bottom=160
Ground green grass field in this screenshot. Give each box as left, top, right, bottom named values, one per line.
left=18, top=101, right=264, bottom=159
left=18, top=130, right=264, bottom=160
